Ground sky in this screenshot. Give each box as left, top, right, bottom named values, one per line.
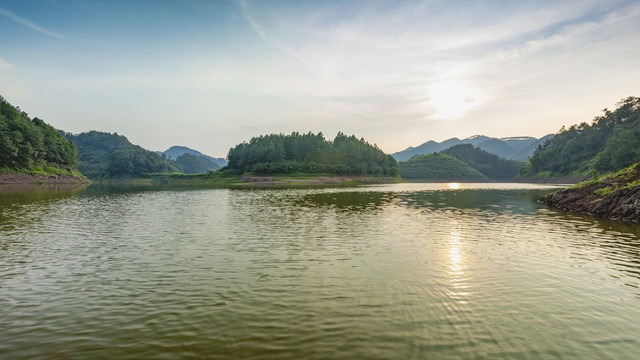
left=1, top=0, right=639, bottom=157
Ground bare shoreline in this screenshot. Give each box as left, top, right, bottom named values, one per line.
left=0, top=173, right=91, bottom=186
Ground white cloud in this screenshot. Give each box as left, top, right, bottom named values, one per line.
left=4, top=0, right=639, bottom=155
left=0, top=7, right=63, bottom=38
left=0, top=57, right=14, bottom=70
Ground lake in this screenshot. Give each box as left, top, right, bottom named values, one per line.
left=1, top=183, right=640, bottom=359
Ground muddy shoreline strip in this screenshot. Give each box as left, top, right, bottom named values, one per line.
left=0, top=173, right=91, bottom=185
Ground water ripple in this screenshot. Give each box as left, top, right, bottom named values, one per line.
left=1, top=184, right=640, bottom=359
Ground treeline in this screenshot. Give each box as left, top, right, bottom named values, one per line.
left=226, top=132, right=398, bottom=175
left=521, top=96, right=640, bottom=177
left=0, top=96, right=78, bottom=172
left=398, top=144, right=524, bottom=180
left=63, top=131, right=179, bottom=178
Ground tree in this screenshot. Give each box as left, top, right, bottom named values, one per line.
left=521, top=96, right=640, bottom=177
left=0, top=95, right=78, bottom=171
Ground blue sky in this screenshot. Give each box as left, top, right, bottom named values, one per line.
left=1, top=0, right=639, bottom=157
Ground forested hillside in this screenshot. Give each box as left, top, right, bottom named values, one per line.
left=398, top=153, right=488, bottom=180
left=159, top=145, right=227, bottom=168
left=521, top=96, right=640, bottom=177
left=174, top=153, right=219, bottom=174
left=0, top=96, right=79, bottom=174
left=225, top=132, right=398, bottom=175
left=63, top=131, right=179, bottom=178
left=442, top=144, right=524, bottom=179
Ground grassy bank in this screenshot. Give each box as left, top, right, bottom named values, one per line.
left=1, top=166, right=84, bottom=177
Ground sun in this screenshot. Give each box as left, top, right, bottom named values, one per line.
left=427, top=81, right=477, bottom=120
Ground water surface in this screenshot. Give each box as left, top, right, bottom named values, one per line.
left=1, top=183, right=640, bottom=359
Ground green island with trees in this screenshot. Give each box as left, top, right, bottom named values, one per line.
left=223, top=132, right=398, bottom=176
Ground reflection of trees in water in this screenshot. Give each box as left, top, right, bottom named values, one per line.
left=0, top=186, right=88, bottom=245
left=540, top=209, right=640, bottom=285
left=299, top=191, right=395, bottom=212
left=300, top=188, right=557, bottom=215
left=393, top=189, right=553, bottom=215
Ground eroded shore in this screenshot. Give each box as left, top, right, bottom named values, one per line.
left=539, top=164, right=640, bottom=224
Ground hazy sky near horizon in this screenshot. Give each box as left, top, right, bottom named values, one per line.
left=1, top=0, right=639, bottom=157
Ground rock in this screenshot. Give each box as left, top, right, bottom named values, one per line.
left=539, top=164, right=640, bottom=224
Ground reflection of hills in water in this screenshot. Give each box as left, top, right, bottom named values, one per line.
left=539, top=207, right=640, bottom=281
left=301, top=188, right=553, bottom=216
left=299, top=191, right=395, bottom=211
left=0, top=184, right=89, bottom=205
left=393, top=189, right=553, bottom=215
left=300, top=187, right=640, bottom=284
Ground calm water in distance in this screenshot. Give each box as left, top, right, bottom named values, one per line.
left=1, top=183, right=640, bottom=359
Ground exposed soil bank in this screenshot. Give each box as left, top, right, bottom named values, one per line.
left=539, top=164, right=640, bottom=224
left=89, top=174, right=401, bottom=189
left=235, top=175, right=399, bottom=187
left=0, top=173, right=91, bottom=185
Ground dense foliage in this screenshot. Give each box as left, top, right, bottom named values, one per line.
left=63, top=131, right=179, bottom=178
left=0, top=96, right=78, bottom=172
left=174, top=153, right=219, bottom=174
left=521, top=96, right=640, bottom=177
left=226, top=132, right=398, bottom=175
left=442, top=144, right=524, bottom=179
left=398, top=153, right=488, bottom=180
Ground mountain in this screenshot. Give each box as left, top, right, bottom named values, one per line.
left=474, top=138, right=516, bottom=159
left=63, top=131, right=179, bottom=178
left=158, top=146, right=227, bottom=168
left=392, top=135, right=553, bottom=162
left=512, top=134, right=554, bottom=162
left=398, top=153, right=488, bottom=180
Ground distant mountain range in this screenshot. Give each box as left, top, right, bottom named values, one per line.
left=392, top=134, right=554, bottom=162
left=157, top=146, right=227, bottom=168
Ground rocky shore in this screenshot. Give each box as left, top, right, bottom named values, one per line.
left=539, top=164, right=640, bottom=224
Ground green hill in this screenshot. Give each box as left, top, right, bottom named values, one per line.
left=398, top=153, right=488, bottom=180
left=225, top=132, right=398, bottom=176
left=441, top=144, right=524, bottom=179
left=521, top=96, right=640, bottom=177
left=63, top=131, right=179, bottom=178
left=0, top=95, right=80, bottom=175
left=173, top=153, right=219, bottom=174
left=158, top=145, right=227, bottom=168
